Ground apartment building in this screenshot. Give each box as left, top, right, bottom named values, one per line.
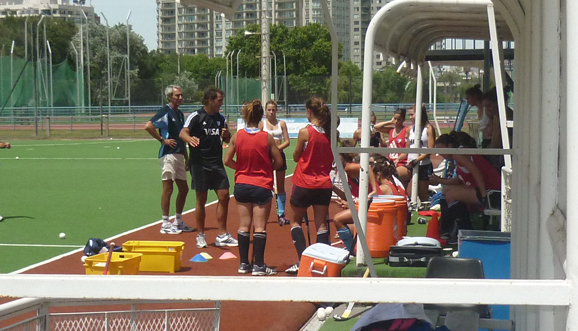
left=157, top=0, right=301, bottom=58
left=0, top=0, right=95, bottom=23
left=157, top=0, right=393, bottom=68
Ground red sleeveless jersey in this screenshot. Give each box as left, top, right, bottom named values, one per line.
left=456, top=155, right=501, bottom=190
left=292, top=125, right=333, bottom=189
left=388, top=126, right=408, bottom=165
left=234, top=129, right=274, bottom=190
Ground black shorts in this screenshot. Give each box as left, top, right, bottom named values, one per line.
left=290, top=185, right=332, bottom=207
left=190, top=164, right=230, bottom=192
left=277, top=151, right=288, bottom=172
left=415, top=163, right=433, bottom=181
left=234, top=184, right=273, bottom=205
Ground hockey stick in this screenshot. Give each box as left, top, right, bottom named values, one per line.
left=333, top=268, right=370, bottom=321
left=303, top=213, right=311, bottom=245
left=102, top=242, right=115, bottom=275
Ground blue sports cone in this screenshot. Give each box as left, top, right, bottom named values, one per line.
left=191, top=254, right=208, bottom=262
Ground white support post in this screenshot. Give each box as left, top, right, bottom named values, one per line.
left=410, top=64, right=424, bottom=207
left=428, top=61, right=441, bottom=136
left=487, top=4, right=511, bottom=169
left=566, top=0, right=578, bottom=329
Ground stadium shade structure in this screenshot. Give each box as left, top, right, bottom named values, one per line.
left=3, top=1, right=578, bottom=331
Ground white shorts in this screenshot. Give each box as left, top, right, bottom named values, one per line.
left=159, top=154, right=187, bottom=181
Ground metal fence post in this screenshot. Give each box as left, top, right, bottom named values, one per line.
left=45, top=116, right=50, bottom=137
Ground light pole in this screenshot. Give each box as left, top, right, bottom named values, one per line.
left=271, top=50, right=277, bottom=100
left=70, top=41, right=80, bottom=113
left=260, top=0, right=270, bottom=103
left=282, top=50, right=287, bottom=108
left=82, top=10, right=91, bottom=112
left=126, top=10, right=132, bottom=110
left=10, top=40, right=14, bottom=108
left=236, top=49, right=241, bottom=105
left=46, top=40, right=53, bottom=111
left=101, top=13, right=111, bottom=116
left=35, top=15, right=44, bottom=136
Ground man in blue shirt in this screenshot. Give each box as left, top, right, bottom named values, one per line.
left=145, top=85, right=194, bottom=234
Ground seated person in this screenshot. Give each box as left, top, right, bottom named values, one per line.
left=429, top=132, right=501, bottom=210
left=374, top=108, right=410, bottom=188
left=331, top=149, right=377, bottom=250
left=352, top=111, right=381, bottom=147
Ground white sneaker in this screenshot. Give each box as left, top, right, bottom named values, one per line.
left=176, top=222, right=196, bottom=232
left=160, top=223, right=182, bottom=235
left=215, top=233, right=238, bottom=247
left=196, top=233, right=208, bottom=248
left=0, top=215, right=3, bottom=222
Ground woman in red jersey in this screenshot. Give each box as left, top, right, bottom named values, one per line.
left=428, top=132, right=500, bottom=209
left=374, top=108, right=410, bottom=188
left=224, top=100, right=283, bottom=276
left=285, top=97, right=334, bottom=275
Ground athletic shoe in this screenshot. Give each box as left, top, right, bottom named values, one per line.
left=196, top=233, right=208, bottom=248
left=160, top=223, right=182, bottom=235
left=238, top=263, right=252, bottom=274
left=0, top=215, right=3, bottom=222
left=278, top=214, right=290, bottom=226
left=252, top=264, right=277, bottom=276
left=215, top=233, right=239, bottom=247
left=285, top=262, right=300, bottom=275
left=176, top=222, right=196, bottom=232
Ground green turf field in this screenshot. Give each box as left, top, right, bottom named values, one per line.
left=0, top=139, right=298, bottom=273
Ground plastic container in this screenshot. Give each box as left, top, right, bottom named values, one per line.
left=298, top=243, right=350, bottom=277
left=360, top=199, right=398, bottom=258
left=376, top=195, right=408, bottom=239
left=84, top=252, right=142, bottom=275
left=458, top=230, right=511, bottom=322
left=122, top=241, right=184, bottom=273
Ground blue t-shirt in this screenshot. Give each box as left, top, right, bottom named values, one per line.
left=149, top=104, right=186, bottom=158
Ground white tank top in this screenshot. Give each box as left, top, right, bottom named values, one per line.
left=407, top=125, right=431, bottom=165
left=262, top=120, right=284, bottom=140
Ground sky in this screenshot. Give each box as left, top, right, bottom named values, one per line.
left=91, top=0, right=158, bottom=51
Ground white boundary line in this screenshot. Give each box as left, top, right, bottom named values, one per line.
left=9, top=174, right=295, bottom=275
left=0, top=158, right=158, bottom=160
left=0, top=244, right=84, bottom=248
left=13, top=140, right=149, bottom=148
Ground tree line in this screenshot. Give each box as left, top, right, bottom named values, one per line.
left=1, top=16, right=472, bottom=106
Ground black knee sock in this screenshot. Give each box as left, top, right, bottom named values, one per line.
left=237, top=230, right=250, bottom=264
left=316, top=229, right=330, bottom=245
left=253, top=232, right=267, bottom=266
left=291, top=226, right=307, bottom=259
left=439, top=197, right=450, bottom=234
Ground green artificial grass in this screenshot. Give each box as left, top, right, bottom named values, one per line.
left=0, top=139, right=297, bottom=273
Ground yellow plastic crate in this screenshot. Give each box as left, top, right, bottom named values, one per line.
left=84, top=252, right=142, bottom=275
left=122, top=241, right=184, bottom=273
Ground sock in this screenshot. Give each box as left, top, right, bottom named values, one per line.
left=291, top=226, right=307, bottom=259
left=337, top=227, right=354, bottom=251
left=253, top=232, right=267, bottom=266
left=439, top=197, right=450, bottom=234
left=237, top=231, right=250, bottom=264
left=277, top=193, right=286, bottom=216
left=173, top=214, right=183, bottom=225
left=162, top=215, right=170, bottom=226
left=316, top=229, right=330, bottom=245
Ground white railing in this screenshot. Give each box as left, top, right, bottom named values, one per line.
left=0, top=298, right=220, bottom=331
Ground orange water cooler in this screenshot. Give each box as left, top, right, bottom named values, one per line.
left=376, top=195, right=408, bottom=239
